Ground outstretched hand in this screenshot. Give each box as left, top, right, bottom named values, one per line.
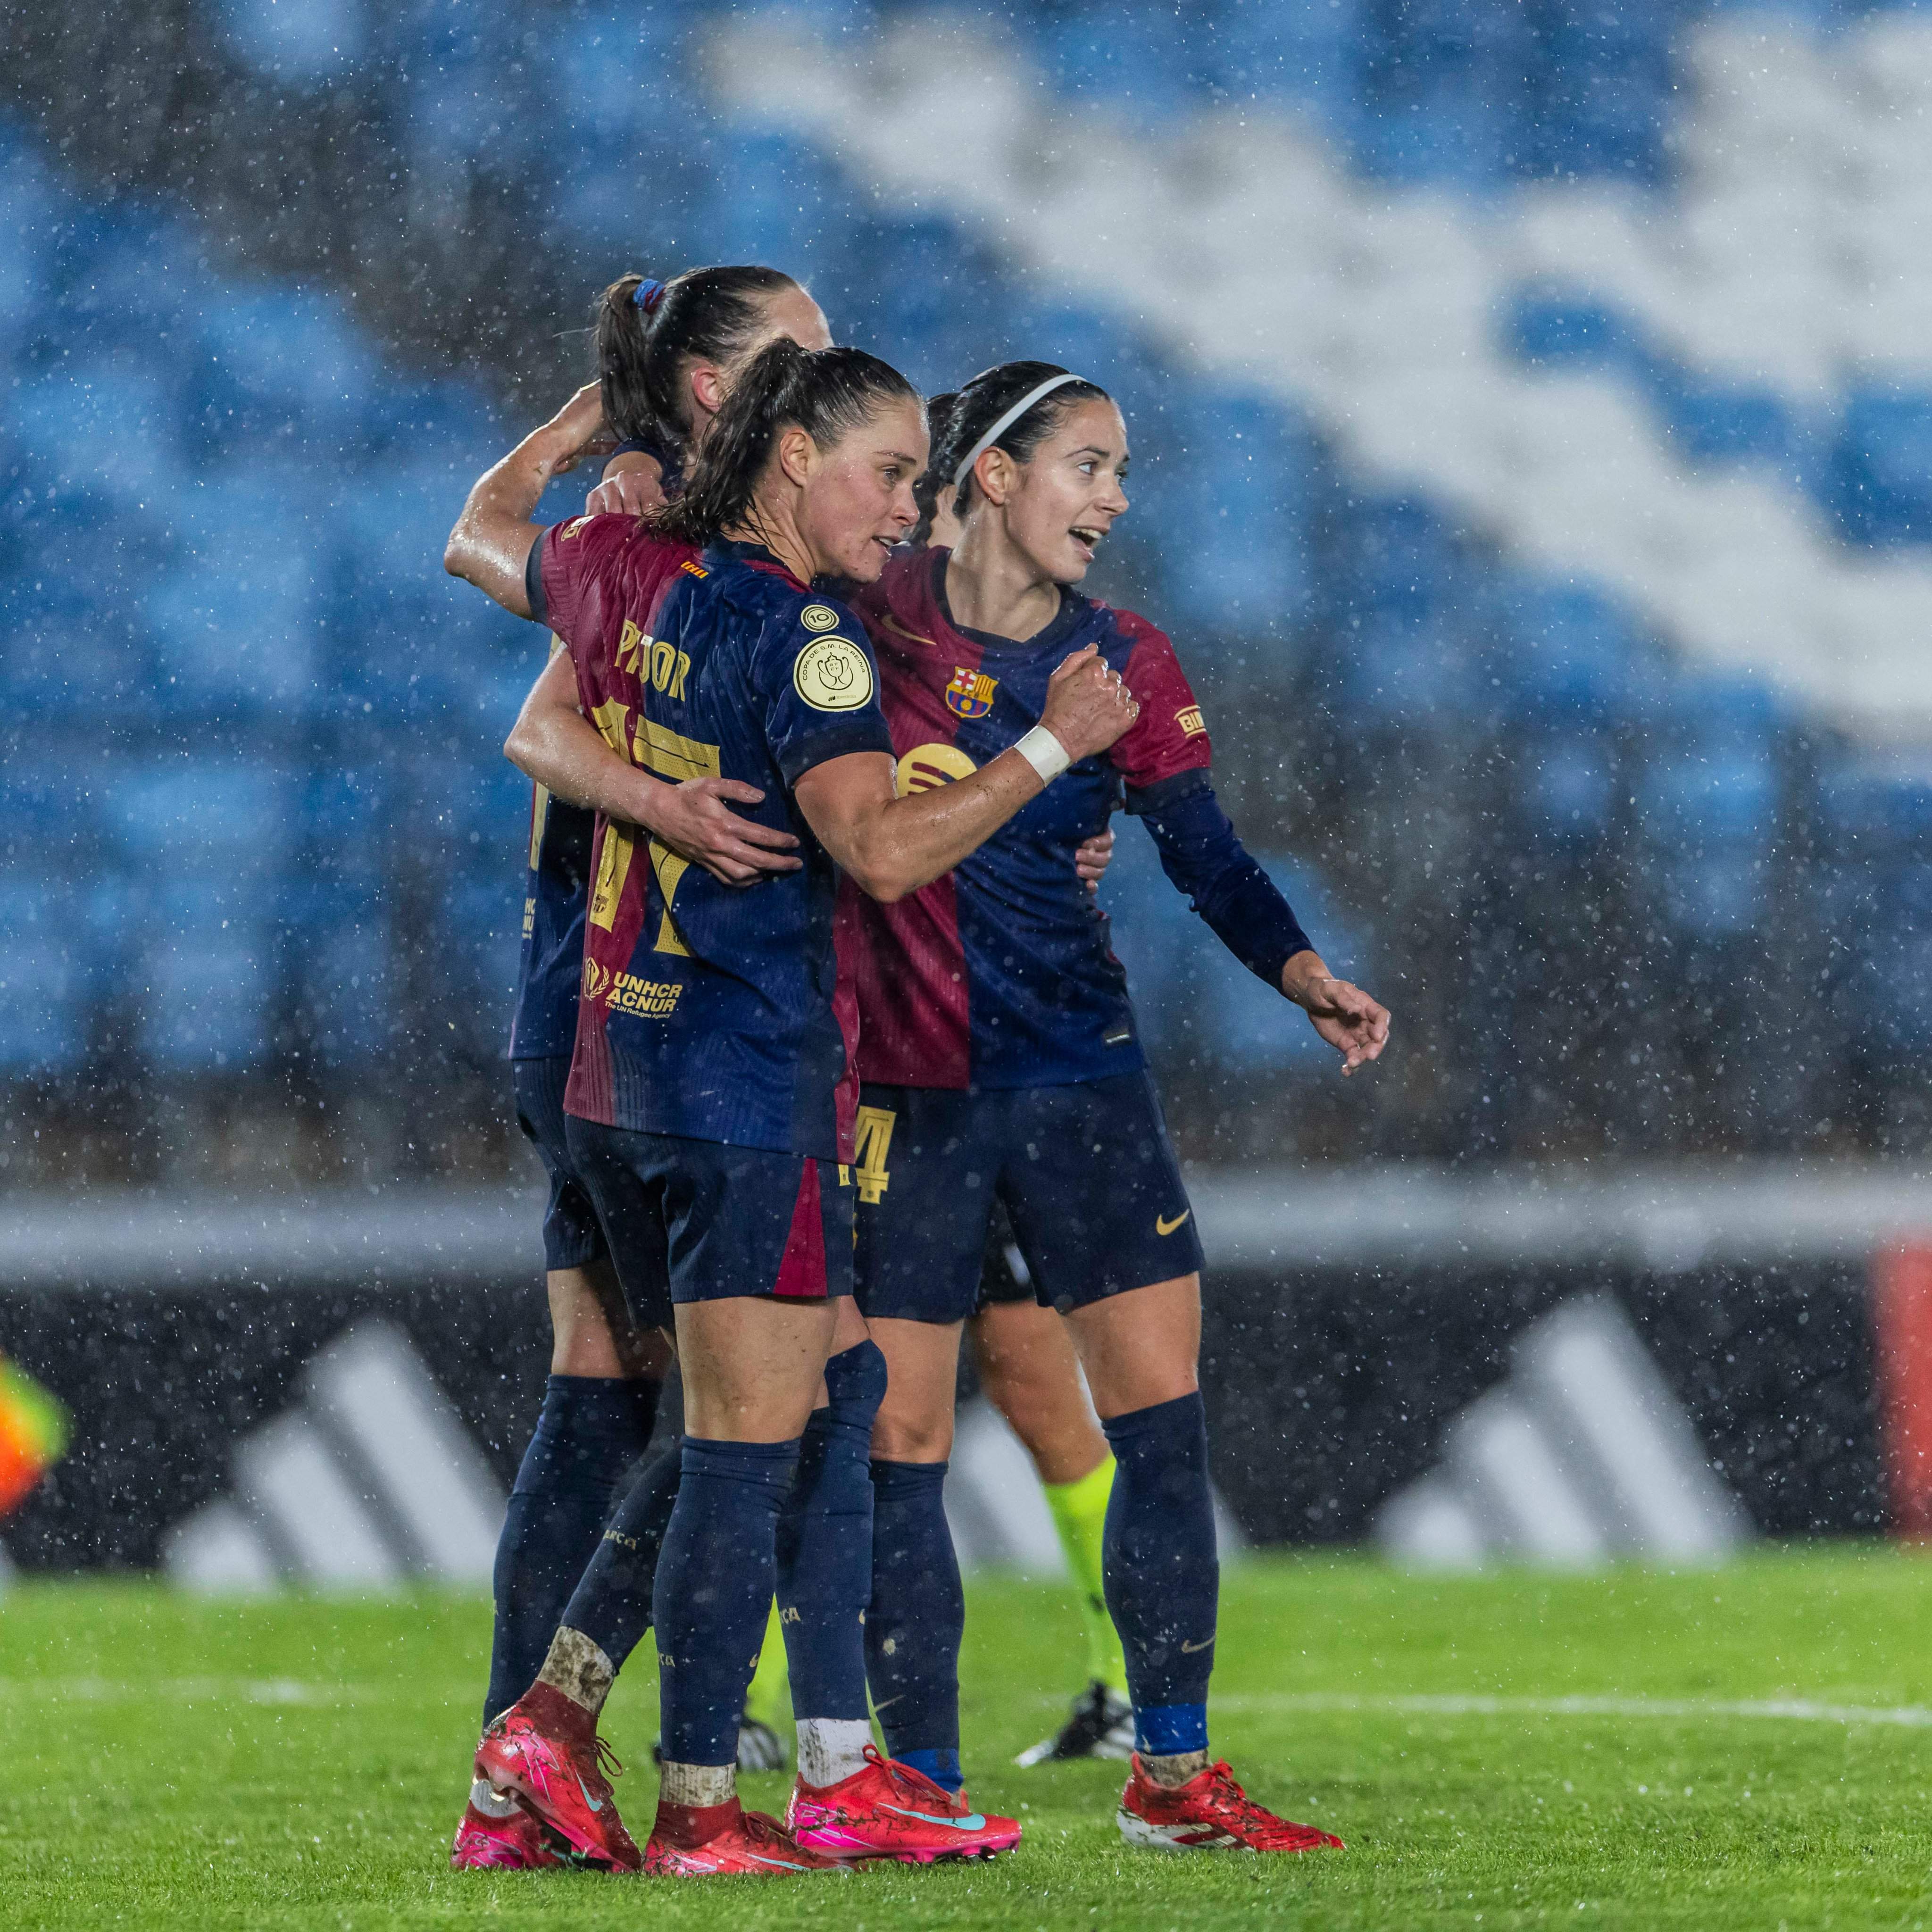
left=1282, top=955, right=1391, bottom=1076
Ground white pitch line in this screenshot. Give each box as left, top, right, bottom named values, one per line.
left=1218, top=1693, right=1932, bottom=1729
left=0, top=1677, right=395, bottom=1706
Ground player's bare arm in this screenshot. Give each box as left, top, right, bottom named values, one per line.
left=795, top=644, right=1138, bottom=903
left=1280, top=950, right=1391, bottom=1076
left=505, top=652, right=801, bottom=886
left=444, top=384, right=611, bottom=616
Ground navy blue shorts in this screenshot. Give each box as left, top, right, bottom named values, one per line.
left=512, top=1056, right=608, bottom=1273
left=974, top=1202, right=1034, bottom=1312
left=565, top=1116, right=854, bottom=1333
left=853, top=1071, right=1204, bottom=1325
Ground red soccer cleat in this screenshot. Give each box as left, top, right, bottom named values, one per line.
left=1116, top=1755, right=1345, bottom=1854
left=642, top=1795, right=850, bottom=1877
left=449, top=1796, right=568, bottom=1870
left=785, top=1745, right=1021, bottom=1863
left=473, top=1685, right=641, bottom=1872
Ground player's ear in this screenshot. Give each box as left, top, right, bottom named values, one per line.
left=974, top=445, right=1017, bottom=508
left=775, top=424, right=816, bottom=489
left=689, top=359, right=727, bottom=423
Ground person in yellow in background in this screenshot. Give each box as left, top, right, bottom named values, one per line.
left=0, top=1354, right=68, bottom=1518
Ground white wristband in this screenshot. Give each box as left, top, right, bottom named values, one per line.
left=1013, top=724, right=1071, bottom=784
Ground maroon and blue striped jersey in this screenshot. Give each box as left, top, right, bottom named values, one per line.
left=508, top=432, right=683, bottom=1063
left=839, top=547, right=1218, bottom=1091
left=532, top=517, right=892, bottom=1161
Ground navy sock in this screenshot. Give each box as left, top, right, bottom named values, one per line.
left=775, top=1340, right=886, bottom=1722
left=483, top=1374, right=657, bottom=1726
left=865, top=1457, right=964, bottom=1787
left=554, top=1432, right=683, bottom=1676
left=1101, top=1392, right=1219, bottom=1757
left=653, top=1435, right=799, bottom=1765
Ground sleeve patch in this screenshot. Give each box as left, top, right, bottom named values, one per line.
left=793, top=634, right=874, bottom=712
left=799, top=602, right=842, bottom=633
left=1176, top=704, right=1206, bottom=737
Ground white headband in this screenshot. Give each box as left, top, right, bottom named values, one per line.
left=950, top=372, right=1088, bottom=491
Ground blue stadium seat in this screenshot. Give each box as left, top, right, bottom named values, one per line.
left=281, top=878, right=394, bottom=1066
left=143, top=475, right=322, bottom=719
left=1637, top=749, right=1779, bottom=941
left=102, top=762, right=299, bottom=875
left=1207, top=0, right=1363, bottom=125
left=189, top=291, right=377, bottom=460
left=1647, top=370, right=1796, bottom=470
left=140, top=883, right=275, bottom=1073
left=1829, top=391, right=1932, bottom=545
left=1505, top=292, right=1628, bottom=371
left=7, top=362, right=189, bottom=510
left=1142, top=391, right=1316, bottom=636
left=1502, top=580, right=1662, bottom=726
left=690, top=132, right=857, bottom=291
left=1043, top=10, right=1203, bottom=117
left=217, top=0, right=366, bottom=82
left=0, top=883, right=83, bottom=1075
left=1864, top=860, right=1932, bottom=1050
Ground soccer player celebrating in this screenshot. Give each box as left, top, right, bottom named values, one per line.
left=845, top=360, right=1389, bottom=1853
left=915, top=395, right=1136, bottom=1766
left=451, top=267, right=826, bottom=1872
left=444, top=344, right=1138, bottom=1875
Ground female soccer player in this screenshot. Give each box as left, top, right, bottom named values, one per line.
left=453, top=266, right=825, bottom=1872
left=847, top=359, right=1389, bottom=1854
left=912, top=393, right=1136, bottom=1765
left=444, top=343, right=1138, bottom=1876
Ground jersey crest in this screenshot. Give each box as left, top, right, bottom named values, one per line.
left=794, top=634, right=874, bottom=711
left=945, top=665, right=998, bottom=720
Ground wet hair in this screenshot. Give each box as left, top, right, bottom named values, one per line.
left=650, top=338, right=921, bottom=550
left=594, top=265, right=802, bottom=448
left=933, top=360, right=1112, bottom=520
left=911, top=391, right=960, bottom=546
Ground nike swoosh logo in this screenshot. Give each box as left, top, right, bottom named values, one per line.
left=575, top=1773, right=604, bottom=1813
left=1180, top=1635, right=1215, bottom=1653
left=883, top=1805, right=988, bottom=1831
left=1156, top=1210, right=1192, bottom=1236
left=746, top=1853, right=810, bottom=1870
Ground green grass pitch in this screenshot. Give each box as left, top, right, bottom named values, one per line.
left=3, top=1547, right=1931, bottom=1930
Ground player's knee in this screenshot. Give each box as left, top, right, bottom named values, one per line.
left=827, top=1336, right=888, bottom=1417
left=871, top=1407, right=953, bottom=1463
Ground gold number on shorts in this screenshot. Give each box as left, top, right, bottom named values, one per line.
left=852, top=1105, right=896, bottom=1206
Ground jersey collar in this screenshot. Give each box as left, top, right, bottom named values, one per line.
left=704, top=537, right=811, bottom=591
left=923, top=545, right=1092, bottom=658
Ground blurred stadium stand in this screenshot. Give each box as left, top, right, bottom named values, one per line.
left=6, top=0, right=1932, bottom=1192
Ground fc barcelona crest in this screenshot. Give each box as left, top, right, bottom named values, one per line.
left=944, top=665, right=998, bottom=720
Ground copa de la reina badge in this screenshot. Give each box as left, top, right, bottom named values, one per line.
left=794, top=633, right=874, bottom=711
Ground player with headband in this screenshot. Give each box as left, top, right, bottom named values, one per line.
left=909, top=391, right=1137, bottom=1765
left=446, top=341, right=1138, bottom=1877
left=845, top=359, right=1389, bottom=1853
left=451, top=266, right=828, bottom=1873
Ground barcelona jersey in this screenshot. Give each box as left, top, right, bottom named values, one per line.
left=509, top=431, right=684, bottom=1063
left=841, top=546, right=1213, bottom=1091
left=531, top=519, right=893, bottom=1161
